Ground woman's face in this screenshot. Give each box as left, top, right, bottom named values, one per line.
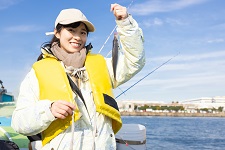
left=55, top=22, right=87, bottom=53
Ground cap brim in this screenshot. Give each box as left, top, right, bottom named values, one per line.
left=80, top=20, right=95, bottom=32
left=57, top=20, right=95, bottom=32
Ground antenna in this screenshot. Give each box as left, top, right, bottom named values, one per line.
left=0, top=80, right=4, bottom=89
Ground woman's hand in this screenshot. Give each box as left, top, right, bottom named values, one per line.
left=111, top=3, right=128, bottom=20
left=50, top=100, right=76, bottom=119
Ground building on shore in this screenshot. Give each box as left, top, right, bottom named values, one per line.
left=117, top=96, right=225, bottom=113
left=117, top=100, right=165, bottom=112
left=179, top=96, right=225, bottom=113
left=0, top=80, right=15, bottom=116
left=0, top=80, right=14, bottom=102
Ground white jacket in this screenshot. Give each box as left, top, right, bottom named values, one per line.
left=11, top=15, right=145, bottom=150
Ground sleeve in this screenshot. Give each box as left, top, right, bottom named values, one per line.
left=105, top=14, right=145, bottom=88
left=11, top=68, right=55, bottom=136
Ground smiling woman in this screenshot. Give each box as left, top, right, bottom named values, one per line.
left=11, top=3, right=145, bottom=150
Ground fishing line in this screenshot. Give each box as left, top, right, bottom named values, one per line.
left=116, top=135, right=136, bottom=150
left=98, top=0, right=135, bottom=54
left=115, top=52, right=180, bottom=99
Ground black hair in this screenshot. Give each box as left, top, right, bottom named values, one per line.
left=37, top=22, right=89, bottom=61
left=52, top=22, right=89, bottom=46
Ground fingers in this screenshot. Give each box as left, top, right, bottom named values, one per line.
left=111, top=3, right=128, bottom=20
left=50, top=100, right=76, bottom=119
left=110, top=3, right=119, bottom=12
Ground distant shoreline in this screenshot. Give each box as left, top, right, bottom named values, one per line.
left=1, top=102, right=225, bottom=118
left=120, top=111, right=225, bottom=117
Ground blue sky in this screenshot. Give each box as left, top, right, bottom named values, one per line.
left=0, top=0, right=225, bottom=103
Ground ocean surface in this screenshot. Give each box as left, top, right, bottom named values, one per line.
left=122, top=116, right=225, bottom=150
left=1, top=116, right=225, bottom=150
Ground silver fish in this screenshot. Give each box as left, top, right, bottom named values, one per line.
left=112, top=33, right=119, bottom=80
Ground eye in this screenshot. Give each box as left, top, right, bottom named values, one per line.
left=81, top=31, right=87, bottom=35
left=65, top=27, right=75, bottom=33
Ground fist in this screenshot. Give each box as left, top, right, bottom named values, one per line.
left=50, top=100, right=76, bottom=119
left=111, top=3, right=128, bottom=20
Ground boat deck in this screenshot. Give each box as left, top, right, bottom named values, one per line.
left=0, top=126, right=29, bottom=149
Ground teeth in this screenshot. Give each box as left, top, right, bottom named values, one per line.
left=71, top=43, right=80, bottom=47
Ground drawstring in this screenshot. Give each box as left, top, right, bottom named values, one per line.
left=66, top=65, right=91, bottom=149
left=69, top=111, right=75, bottom=150
left=66, top=66, right=88, bottom=82
left=66, top=65, right=98, bottom=149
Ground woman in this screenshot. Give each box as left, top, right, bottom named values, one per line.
left=11, top=3, right=145, bottom=150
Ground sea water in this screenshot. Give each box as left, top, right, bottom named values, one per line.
left=122, top=116, right=225, bottom=150
left=1, top=116, right=225, bottom=150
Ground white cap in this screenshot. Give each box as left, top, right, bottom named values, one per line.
left=55, top=8, right=95, bottom=32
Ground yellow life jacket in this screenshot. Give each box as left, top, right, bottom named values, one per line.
left=32, top=53, right=122, bottom=146
left=85, top=53, right=122, bottom=134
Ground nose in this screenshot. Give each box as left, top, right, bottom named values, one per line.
left=72, top=34, right=81, bottom=41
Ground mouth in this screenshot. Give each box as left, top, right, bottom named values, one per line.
left=70, top=42, right=81, bottom=48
